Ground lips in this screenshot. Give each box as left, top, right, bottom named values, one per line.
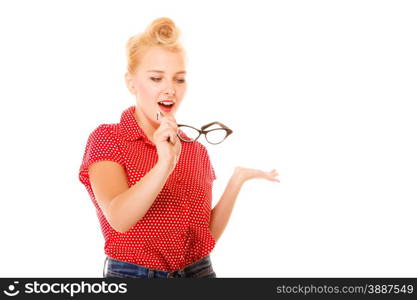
left=157, top=99, right=175, bottom=112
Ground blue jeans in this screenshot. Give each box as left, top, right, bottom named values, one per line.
left=103, top=255, right=217, bottom=278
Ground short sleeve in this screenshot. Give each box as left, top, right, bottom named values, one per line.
left=78, top=124, right=124, bottom=186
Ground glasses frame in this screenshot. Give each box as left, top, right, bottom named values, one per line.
left=176, top=121, right=233, bottom=145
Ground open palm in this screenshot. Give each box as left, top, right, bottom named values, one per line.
left=234, top=167, right=280, bottom=183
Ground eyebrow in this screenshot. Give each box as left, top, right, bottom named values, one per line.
left=147, top=70, right=186, bottom=74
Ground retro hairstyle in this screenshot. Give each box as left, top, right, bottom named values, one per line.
left=126, top=17, right=185, bottom=75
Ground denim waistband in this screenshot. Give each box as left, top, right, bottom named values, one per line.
left=103, top=255, right=214, bottom=278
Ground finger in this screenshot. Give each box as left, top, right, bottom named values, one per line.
left=158, top=128, right=176, bottom=144
left=159, top=127, right=175, bottom=136
left=160, top=123, right=178, bottom=135
left=158, top=112, right=177, bottom=124
left=271, top=175, right=280, bottom=182
left=169, top=131, right=178, bottom=145
left=270, top=169, right=279, bottom=175
left=263, top=171, right=279, bottom=181
left=163, top=126, right=177, bottom=135
left=266, top=173, right=280, bottom=182
left=162, top=114, right=177, bottom=123
left=166, top=120, right=179, bottom=131
left=160, top=119, right=178, bottom=130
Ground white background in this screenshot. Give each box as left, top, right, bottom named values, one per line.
left=0, top=0, right=416, bottom=277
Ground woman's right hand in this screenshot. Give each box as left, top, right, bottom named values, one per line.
left=153, top=112, right=182, bottom=174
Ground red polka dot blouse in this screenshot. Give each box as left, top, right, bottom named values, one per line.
left=78, top=105, right=217, bottom=272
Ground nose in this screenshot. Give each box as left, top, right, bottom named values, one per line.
left=164, top=88, right=175, bottom=96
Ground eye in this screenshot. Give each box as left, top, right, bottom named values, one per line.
left=150, top=77, right=162, bottom=82
left=176, top=78, right=186, bottom=84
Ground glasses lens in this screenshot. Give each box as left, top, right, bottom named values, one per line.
left=178, top=125, right=200, bottom=142
left=205, top=129, right=227, bottom=144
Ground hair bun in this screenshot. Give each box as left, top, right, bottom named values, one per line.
left=125, top=17, right=184, bottom=74
left=147, top=17, right=180, bottom=46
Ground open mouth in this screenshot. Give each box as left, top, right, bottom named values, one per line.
left=157, top=100, right=175, bottom=112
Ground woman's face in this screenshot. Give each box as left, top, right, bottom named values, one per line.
left=125, top=46, right=187, bottom=126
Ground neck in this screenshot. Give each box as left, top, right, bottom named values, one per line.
left=134, top=106, right=158, bottom=143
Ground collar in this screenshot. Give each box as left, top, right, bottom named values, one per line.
left=120, top=105, right=154, bottom=146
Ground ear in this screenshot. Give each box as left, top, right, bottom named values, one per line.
left=125, top=72, right=136, bottom=94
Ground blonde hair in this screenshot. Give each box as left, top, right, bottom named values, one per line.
left=126, top=17, right=184, bottom=75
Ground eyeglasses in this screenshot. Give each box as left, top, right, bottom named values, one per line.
left=157, top=110, right=233, bottom=145
left=177, top=121, right=233, bottom=145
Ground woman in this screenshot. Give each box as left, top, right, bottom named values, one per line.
left=78, top=17, right=280, bottom=278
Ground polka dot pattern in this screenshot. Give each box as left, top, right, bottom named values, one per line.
left=79, top=105, right=217, bottom=272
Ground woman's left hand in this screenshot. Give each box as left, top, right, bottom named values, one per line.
left=233, top=167, right=280, bottom=183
